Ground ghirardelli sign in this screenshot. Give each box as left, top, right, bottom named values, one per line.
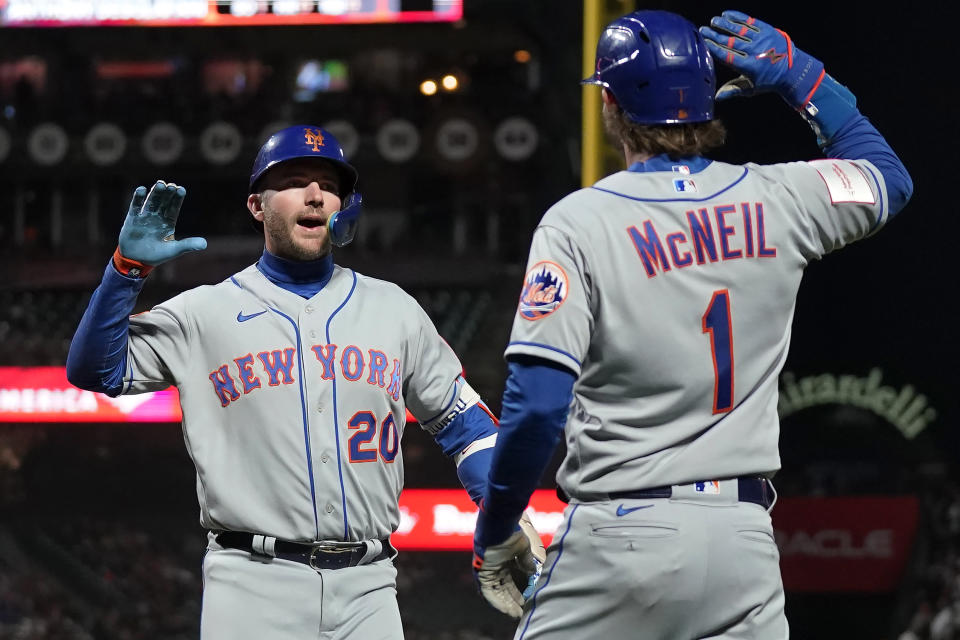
left=778, top=368, right=937, bottom=439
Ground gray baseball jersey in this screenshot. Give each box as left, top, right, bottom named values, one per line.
left=122, top=263, right=467, bottom=543
left=505, top=158, right=888, bottom=499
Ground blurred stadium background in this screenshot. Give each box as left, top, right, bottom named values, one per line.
left=0, top=1, right=954, bottom=639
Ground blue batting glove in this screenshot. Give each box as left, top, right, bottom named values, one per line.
left=699, top=10, right=824, bottom=109
left=118, top=181, right=207, bottom=266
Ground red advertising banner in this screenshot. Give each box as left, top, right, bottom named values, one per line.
left=0, top=367, right=182, bottom=423
left=774, top=496, right=919, bottom=593
left=394, top=489, right=567, bottom=550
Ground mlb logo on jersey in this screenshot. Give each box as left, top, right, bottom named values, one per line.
left=695, top=480, right=721, bottom=494
left=674, top=178, right=697, bottom=193
left=671, top=165, right=691, bottom=175
left=519, top=260, right=568, bottom=321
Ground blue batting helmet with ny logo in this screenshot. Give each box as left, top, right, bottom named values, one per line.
left=582, top=10, right=716, bottom=125
left=249, top=124, right=363, bottom=247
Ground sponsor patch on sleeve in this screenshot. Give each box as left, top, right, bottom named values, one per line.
left=518, top=260, right=568, bottom=321
left=809, top=159, right=876, bottom=204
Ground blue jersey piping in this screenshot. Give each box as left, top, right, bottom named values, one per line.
left=124, top=359, right=135, bottom=394
left=861, top=163, right=886, bottom=231
left=326, top=270, right=359, bottom=539
left=518, top=505, right=578, bottom=639
left=269, top=306, right=321, bottom=539
left=590, top=166, right=749, bottom=203
left=507, top=341, right=581, bottom=367
left=421, top=376, right=462, bottom=425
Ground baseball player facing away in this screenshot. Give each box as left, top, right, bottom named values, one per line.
left=65, top=124, right=544, bottom=639
left=471, top=9, right=913, bottom=639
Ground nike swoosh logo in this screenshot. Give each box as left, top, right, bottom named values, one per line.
left=236, top=310, right=267, bottom=322
left=616, top=504, right=654, bottom=517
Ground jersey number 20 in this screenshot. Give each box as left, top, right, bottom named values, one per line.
left=702, top=289, right=734, bottom=414
left=348, top=411, right=400, bottom=463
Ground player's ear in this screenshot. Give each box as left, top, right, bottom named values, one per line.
left=601, top=88, right=618, bottom=107
left=247, top=193, right=265, bottom=222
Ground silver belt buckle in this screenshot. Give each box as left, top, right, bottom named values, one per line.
left=308, top=541, right=361, bottom=570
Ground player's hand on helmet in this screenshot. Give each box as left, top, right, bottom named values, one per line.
left=699, top=10, right=824, bottom=108
left=118, top=180, right=207, bottom=266
left=472, top=512, right=546, bottom=619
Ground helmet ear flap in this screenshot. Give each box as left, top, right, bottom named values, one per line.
left=327, top=192, right=363, bottom=247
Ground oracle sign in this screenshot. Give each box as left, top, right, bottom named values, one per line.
left=394, top=489, right=566, bottom=550
left=774, top=496, right=919, bottom=592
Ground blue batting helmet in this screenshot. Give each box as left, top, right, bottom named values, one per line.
left=250, top=125, right=358, bottom=194
left=250, top=125, right=362, bottom=247
left=582, top=10, right=715, bottom=124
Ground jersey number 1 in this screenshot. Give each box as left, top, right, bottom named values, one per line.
left=702, top=289, right=734, bottom=414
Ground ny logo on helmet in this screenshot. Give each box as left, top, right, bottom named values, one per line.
left=304, top=128, right=325, bottom=151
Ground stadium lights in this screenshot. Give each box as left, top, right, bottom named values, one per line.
left=419, top=79, right=438, bottom=96
left=441, top=74, right=459, bottom=91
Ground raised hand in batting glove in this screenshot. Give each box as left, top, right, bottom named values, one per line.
left=473, top=512, right=546, bottom=619
left=699, top=11, right=824, bottom=109
left=114, top=181, right=206, bottom=277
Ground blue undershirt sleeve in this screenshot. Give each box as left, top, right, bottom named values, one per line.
left=456, top=447, right=493, bottom=505
left=65, top=260, right=146, bottom=397
left=434, top=402, right=499, bottom=504
left=474, top=357, right=575, bottom=548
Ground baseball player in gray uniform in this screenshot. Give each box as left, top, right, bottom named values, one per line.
left=471, top=9, right=913, bottom=639
left=66, top=124, right=543, bottom=639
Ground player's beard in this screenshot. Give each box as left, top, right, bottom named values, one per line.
left=262, top=209, right=332, bottom=261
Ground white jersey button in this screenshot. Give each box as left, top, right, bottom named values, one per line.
left=310, top=330, right=317, bottom=339
left=320, top=453, right=329, bottom=463
left=325, top=503, right=334, bottom=514
left=305, top=306, right=314, bottom=313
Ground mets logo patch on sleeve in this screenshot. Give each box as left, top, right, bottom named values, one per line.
left=519, top=261, right=568, bottom=320
left=809, top=159, right=876, bottom=204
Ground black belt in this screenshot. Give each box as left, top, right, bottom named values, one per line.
left=558, top=476, right=774, bottom=509
left=215, top=532, right=394, bottom=570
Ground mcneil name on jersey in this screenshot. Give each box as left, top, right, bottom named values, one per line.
left=628, top=202, right=776, bottom=277
left=207, top=344, right=402, bottom=408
